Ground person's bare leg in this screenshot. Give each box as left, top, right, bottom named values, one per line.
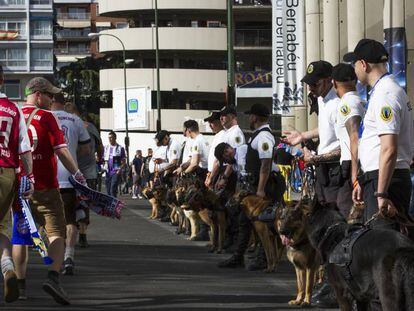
left=63, top=225, right=77, bottom=275
left=12, top=244, right=28, bottom=300
left=1, top=233, right=19, bottom=302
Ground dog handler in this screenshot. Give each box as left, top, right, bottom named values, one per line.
left=345, top=39, right=414, bottom=233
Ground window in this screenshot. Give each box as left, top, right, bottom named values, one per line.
left=31, top=48, right=52, bottom=67
left=68, top=7, right=87, bottom=19
left=96, top=4, right=99, bottom=16
left=116, top=22, right=129, bottom=29
left=30, top=20, right=52, bottom=36
left=191, top=21, right=198, bottom=28
left=0, top=49, right=26, bottom=67
left=3, top=80, right=21, bottom=99
left=30, top=0, right=51, bottom=4
left=0, top=20, right=26, bottom=37
left=207, top=21, right=221, bottom=28
left=1, top=0, right=25, bottom=5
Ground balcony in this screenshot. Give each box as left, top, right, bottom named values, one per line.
left=99, top=28, right=226, bottom=53
left=30, top=29, right=53, bottom=40
left=54, top=47, right=90, bottom=55
left=0, top=60, right=27, bottom=71
left=98, top=0, right=226, bottom=16
left=57, top=12, right=91, bottom=28
left=235, top=29, right=271, bottom=49
left=56, top=29, right=90, bottom=40
left=30, top=0, right=51, bottom=4
left=0, top=0, right=25, bottom=10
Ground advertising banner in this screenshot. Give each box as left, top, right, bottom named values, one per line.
left=384, top=27, right=407, bottom=90
left=113, top=87, right=150, bottom=130
left=272, top=0, right=305, bottom=115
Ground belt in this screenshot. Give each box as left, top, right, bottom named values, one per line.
left=360, top=168, right=410, bottom=184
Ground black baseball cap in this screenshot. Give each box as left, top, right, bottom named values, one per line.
left=154, top=130, right=169, bottom=142
left=301, top=61, right=333, bottom=86
left=220, top=105, right=237, bottom=116
left=332, top=63, right=357, bottom=82
left=244, top=103, right=270, bottom=117
left=204, top=111, right=221, bottom=122
left=343, top=39, right=389, bottom=64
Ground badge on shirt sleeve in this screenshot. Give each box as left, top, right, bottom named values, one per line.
left=262, top=142, right=269, bottom=151
left=340, top=104, right=350, bottom=116
left=193, top=145, right=198, bottom=151
left=380, top=106, right=393, bottom=122
left=173, top=150, right=177, bottom=155
left=235, top=136, right=241, bottom=144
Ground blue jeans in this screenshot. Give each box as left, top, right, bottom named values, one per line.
left=106, top=173, right=120, bottom=198
left=410, top=171, right=414, bottom=217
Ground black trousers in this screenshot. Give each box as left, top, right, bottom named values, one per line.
left=337, top=161, right=354, bottom=218
left=360, top=169, right=411, bottom=231
left=315, top=162, right=341, bottom=204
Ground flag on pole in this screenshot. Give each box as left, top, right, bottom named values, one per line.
left=0, top=30, right=19, bottom=40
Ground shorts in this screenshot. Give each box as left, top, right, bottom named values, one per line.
left=31, top=189, right=66, bottom=238
left=0, top=211, right=11, bottom=238
left=60, top=188, right=77, bottom=226
left=0, top=167, right=17, bottom=224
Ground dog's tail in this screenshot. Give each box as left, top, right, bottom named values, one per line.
left=393, top=248, right=414, bottom=311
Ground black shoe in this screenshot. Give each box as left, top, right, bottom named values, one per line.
left=217, top=255, right=244, bottom=268
left=42, top=278, right=70, bottom=305
left=246, top=258, right=267, bottom=271
left=311, top=282, right=338, bottom=308
left=62, top=258, right=74, bottom=276
left=311, top=282, right=331, bottom=301
left=78, top=234, right=89, bottom=248
left=4, top=270, right=19, bottom=303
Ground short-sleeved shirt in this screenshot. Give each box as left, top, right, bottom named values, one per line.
left=335, top=91, right=366, bottom=163
left=318, top=87, right=341, bottom=155
left=249, top=125, right=275, bottom=159
left=208, top=129, right=226, bottom=172
left=78, top=122, right=101, bottom=180
left=22, top=105, right=67, bottom=190
left=104, top=144, right=126, bottom=176
left=149, top=146, right=167, bottom=173
left=224, top=124, right=245, bottom=148
left=166, top=138, right=182, bottom=163
left=53, top=110, right=91, bottom=188
left=0, top=93, right=31, bottom=169
left=132, top=156, right=143, bottom=174
left=190, top=133, right=210, bottom=169
left=182, top=137, right=193, bottom=164
left=359, top=75, right=413, bottom=172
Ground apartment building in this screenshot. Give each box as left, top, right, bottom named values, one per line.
left=0, top=0, right=54, bottom=104
left=54, top=0, right=126, bottom=68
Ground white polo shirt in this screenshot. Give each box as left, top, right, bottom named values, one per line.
left=224, top=124, right=245, bottom=148
left=249, top=125, right=275, bottom=159
left=359, top=74, right=413, bottom=172
left=191, top=133, right=210, bottom=169
left=166, top=138, right=182, bottom=163
left=318, top=87, right=340, bottom=155
left=335, top=91, right=366, bottom=163
left=208, top=129, right=226, bottom=172
left=149, top=145, right=167, bottom=173
left=182, top=137, right=193, bottom=163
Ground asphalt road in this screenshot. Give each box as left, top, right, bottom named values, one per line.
left=4, top=196, right=338, bottom=310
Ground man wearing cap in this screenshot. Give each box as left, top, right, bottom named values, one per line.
left=218, top=103, right=283, bottom=270
left=330, top=63, right=366, bottom=218
left=153, top=130, right=182, bottom=187
left=204, top=112, right=226, bottom=188
left=284, top=61, right=341, bottom=308
left=216, top=106, right=246, bottom=190
left=13, top=77, right=86, bottom=305
left=0, top=64, right=34, bottom=303
left=344, top=39, right=414, bottom=233
left=51, top=93, right=91, bottom=276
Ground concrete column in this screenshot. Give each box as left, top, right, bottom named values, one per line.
left=347, top=0, right=365, bottom=50
left=282, top=116, right=296, bottom=132
left=383, top=0, right=405, bottom=29
left=323, top=0, right=340, bottom=64
left=305, top=0, right=320, bottom=130
left=294, top=106, right=308, bottom=132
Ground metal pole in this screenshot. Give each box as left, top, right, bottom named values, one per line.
left=123, top=46, right=130, bottom=165
left=155, top=0, right=161, bottom=131
left=227, top=0, right=234, bottom=106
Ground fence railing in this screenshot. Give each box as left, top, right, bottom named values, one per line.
left=57, top=12, right=91, bottom=20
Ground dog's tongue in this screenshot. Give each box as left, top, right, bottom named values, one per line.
left=281, top=235, right=291, bottom=246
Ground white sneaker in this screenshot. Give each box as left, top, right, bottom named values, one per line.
left=132, top=195, right=138, bottom=199
left=138, top=195, right=143, bottom=199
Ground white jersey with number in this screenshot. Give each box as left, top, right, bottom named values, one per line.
left=359, top=75, right=413, bottom=172
left=191, top=133, right=210, bottom=169
left=53, top=110, right=90, bottom=188
left=335, top=91, right=366, bottom=163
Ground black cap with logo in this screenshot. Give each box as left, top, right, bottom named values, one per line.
left=204, top=111, right=221, bottom=122
left=332, top=63, right=357, bottom=82
left=244, top=103, right=270, bottom=117
left=301, top=61, right=333, bottom=86
left=220, top=105, right=237, bottom=116
left=343, top=39, right=389, bottom=64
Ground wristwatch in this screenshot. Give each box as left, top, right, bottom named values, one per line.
left=374, top=191, right=388, bottom=198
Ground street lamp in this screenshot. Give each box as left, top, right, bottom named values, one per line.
left=88, top=32, right=130, bottom=164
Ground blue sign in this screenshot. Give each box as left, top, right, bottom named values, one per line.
left=128, top=99, right=138, bottom=113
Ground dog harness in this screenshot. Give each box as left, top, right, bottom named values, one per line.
left=328, top=225, right=371, bottom=295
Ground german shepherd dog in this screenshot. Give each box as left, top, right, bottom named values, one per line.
left=174, top=176, right=192, bottom=236
left=277, top=200, right=321, bottom=307
left=141, top=184, right=167, bottom=220
left=305, top=199, right=414, bottom=311
left=230, top=190, right=284, bottom=272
